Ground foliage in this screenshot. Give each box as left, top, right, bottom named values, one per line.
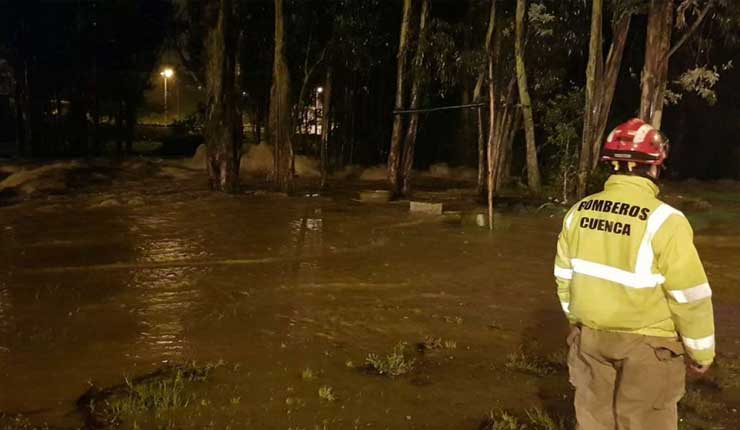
left=540, top=88, right=584, bottom=203
left=365, top=341, right=416, bottom=377
left=528, top=3, right=556, bottom=38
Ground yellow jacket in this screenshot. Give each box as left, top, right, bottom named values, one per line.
left=554, top=175, right=715, bottom=365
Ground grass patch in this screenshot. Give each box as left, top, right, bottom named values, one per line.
left=481, top=408, right=569, bottom=430
left=301, top=368, right=316, bottom=381
left=365, top=342, right=416, bottom=377
left=318, top=386, right=336, bottom=402
left=679, top=389, right=724, bottom=419
left=0, top=414, right=50, bottom=430
left=504, top=351, right=557, bottom=377
left=420, top=336, right=457, bottom=352
left=79, top=361, right=223, bottom=428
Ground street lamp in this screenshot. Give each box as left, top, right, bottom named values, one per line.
left=160, top=67, right=174, bottom=123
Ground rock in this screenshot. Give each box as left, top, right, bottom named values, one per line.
left=410, top=201, right=443, bottom=215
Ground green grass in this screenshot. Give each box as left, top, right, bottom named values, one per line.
left=365, top=341, right=416, bottom=377
left=504, top=351, right=557, bottom=377
left=318, top=386, right=336, bottom=402
left=481, top=409, right=569, bottom=430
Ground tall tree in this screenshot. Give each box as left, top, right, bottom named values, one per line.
left=515, top=0, right=542, bottom=195
left=320, top=67, right=333, bottom=189
left=400, top=0, right=431, bottom=196
left=639, top=0, right=674, bottom=128
left=270, top=0, right=294, bottom=193
left=387, top=0, right=414, bottom=197
left=576, top=0, right=632, bottom=198
left=204, top=0, right=242, bottom=193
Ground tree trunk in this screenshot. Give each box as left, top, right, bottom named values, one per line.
left=387, top=0, right=413, bottom=197
left=486, top=0, right=497, bottom=229
left=400, top=0, right=430, bottom=197
left=475, top=0, right=497, bottom=198
left=577, top=0, right=603, bottom=198
left=270, top=0, right=294, bottom=193
left=590, top=13, right=631, bottom=169
left=320, top=67, right=333, bottom=190
left=577, top=3, right=632, bottom=198
left=639, top=0, right=674, bottom=129
left=494, top=77, right=518, bottom=192
left=204, top=0, right=242, bottom=193
left=498, top=108, right=521, bottom=189
left=14, top=61, right=32, bottom=158
left=515, top=0, right=542, bottom=195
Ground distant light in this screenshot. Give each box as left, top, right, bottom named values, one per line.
left=160, top=68, right=174, bottom=79
left=316, top=87, right=324, bottom=94
left=242, top=91, right=247, bottom=96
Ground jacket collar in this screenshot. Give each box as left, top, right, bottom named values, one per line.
left=604, top=175, right=660, bottom=197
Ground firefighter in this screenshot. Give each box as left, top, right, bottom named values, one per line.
left=554, top=118, right=715, bottom=430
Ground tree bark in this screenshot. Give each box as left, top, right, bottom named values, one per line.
left=14, top=60, right=32, bottom=158
left=577, top=0, right=603, bottom=198
left=639, top=0, right=674, bottom=129
left=400, top=0, right=430, bottom=197
left=270, top=0, right=294, bottom=193
left=474, top=0, right=497, bottom=198
left=486, top=0, right=498, bottom=230
left=204, top=0, right=242, bottom=193
left=515, top=0, right=542, bottom=195
left=387, top=0, right=413, bottom=197
left=320, top=67, right=333, bottom=190
left=590, top=13, right=631, bottom=169
left=575, top=1, right=632, bottom=198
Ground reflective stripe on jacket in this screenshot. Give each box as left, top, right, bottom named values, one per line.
left=554, top=175, right=715, bottom=365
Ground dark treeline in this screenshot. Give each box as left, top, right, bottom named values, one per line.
left=1, top=0, right=739, bottom=197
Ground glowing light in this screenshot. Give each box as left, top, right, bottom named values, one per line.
left=160, top=68, right=174, bottom=79
left=316, top=87, right=324, bottom=94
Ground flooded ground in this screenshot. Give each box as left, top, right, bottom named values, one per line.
left=1, top=164, right=740, bottom=429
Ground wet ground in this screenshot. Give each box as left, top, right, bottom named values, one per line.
left=1, top=164, right=740, bottom=429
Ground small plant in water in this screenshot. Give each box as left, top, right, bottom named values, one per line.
left=365, top=341, right=415, bottom=377
left=525, top=407, right=568, bottom=430
left=301, top=368, right=316, bottom=380
left=504, top=351, right=555, bottom=377
left=318, top=386, right=336, bottom=402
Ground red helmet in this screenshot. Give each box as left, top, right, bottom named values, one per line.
left=601, top=118, right=669, bottom=166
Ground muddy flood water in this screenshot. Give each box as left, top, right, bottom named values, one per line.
left=2, top=166, right=740, bottom=429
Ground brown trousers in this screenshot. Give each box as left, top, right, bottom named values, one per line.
left=567, top=326, right=686, bottom=430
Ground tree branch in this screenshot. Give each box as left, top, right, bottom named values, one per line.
left=666, top=1, right=713, bottom=61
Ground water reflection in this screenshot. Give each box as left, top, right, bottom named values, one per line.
left=289, top=208, right=324, bottom=278
left=0, top=284, right=11, bottom=349
left=127, top=213, right=210, bottom=362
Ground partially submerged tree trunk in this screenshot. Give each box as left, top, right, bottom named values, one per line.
left=639, top=0, right=674, bottom=129
left=515, top=0, right=542, bottom=195
left=400, top=0, right=430, bottom=197
left=387, top=0, right=413, bottom=197
left=320, top=67, right=333, bottom=190
left=576, top=1, right=632, bottom=198
left=270, top=0, right=294, bottom=193
left=204, top=0, right=242, bottom=193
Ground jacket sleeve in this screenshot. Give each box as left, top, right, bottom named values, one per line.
left=554, top=208, right=577, bottom=323
left=654, top=214, right=715, bottom=365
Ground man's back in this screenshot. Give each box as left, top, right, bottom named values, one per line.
left=554, top=174, right=715, bottom=364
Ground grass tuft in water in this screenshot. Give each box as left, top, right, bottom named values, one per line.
left=481, top=408, right=569, bottom=430
left=318, top=386, right=336, bottom=402
left=504, top=351, right=556, bottom=377
left=365, top=341, right=415, bottom=377
left=0, top=414, right=50, bottom=430
left=301, top=368, right=316, bottom=380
